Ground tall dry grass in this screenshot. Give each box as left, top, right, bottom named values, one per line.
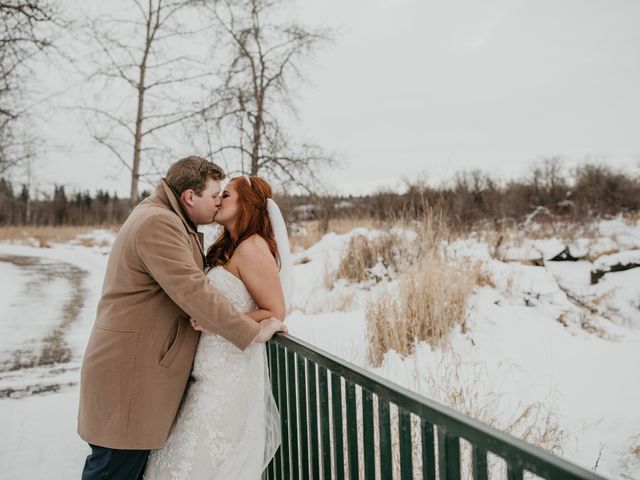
left=602, top=433, right=640, bottom=479
left=366, top=252, right=475, bottom=366
left=336, top=232, right=406, bottom=283
left=0, top=225, right=118, bottom=247
left=363, top=208, right=477, bottom=366
left=632, top=436, right=640, bottom=458
left=333, top=353, right=566, bottom=479
left=289, top=221, right=325, bottom=251
left=414, top=352, right=566, bottom=479
left=290, top=217, right=387, bottom=252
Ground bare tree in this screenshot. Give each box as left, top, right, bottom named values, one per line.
left=82, top=0, right=214, bottom=205
left=194, top=0, right=335, bottom=190
left=529, top=156, right=567, bottom=206
left=0, top=1, right=58, bottom=174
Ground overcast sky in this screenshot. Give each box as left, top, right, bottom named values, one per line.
left=30, top=0, right=640, bottom=196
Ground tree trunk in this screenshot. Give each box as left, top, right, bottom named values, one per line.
left=131, top=79, right=145, bottom=206
left=250, top=91, right=264, bottom=175
left=129, top=4, right=154, bottom=207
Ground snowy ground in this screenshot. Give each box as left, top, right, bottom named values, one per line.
left=0, top=233, right=112, bottom=478
left=1, top=220, right=639, bottom=479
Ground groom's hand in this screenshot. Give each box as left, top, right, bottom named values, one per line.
left=253, top=317, right=287, bottom=343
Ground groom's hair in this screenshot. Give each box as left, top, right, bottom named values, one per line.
left=165, top=156, right=225, bottom=195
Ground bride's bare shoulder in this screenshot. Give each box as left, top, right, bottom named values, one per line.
left=235, top=234, right=271, bottom=259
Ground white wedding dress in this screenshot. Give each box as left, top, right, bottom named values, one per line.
left=144, top=266, right=281, bottom=480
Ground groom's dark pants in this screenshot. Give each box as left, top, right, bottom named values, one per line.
left=81, top=444, right=149, bottom=480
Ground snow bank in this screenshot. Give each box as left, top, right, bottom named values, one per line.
left=593, top=250, right=640, bottom=271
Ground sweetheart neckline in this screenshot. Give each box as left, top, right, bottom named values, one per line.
left=210, top=265, right=244, bottom=285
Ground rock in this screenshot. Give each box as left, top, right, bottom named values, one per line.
left=549, top=246, right=584, bottom=262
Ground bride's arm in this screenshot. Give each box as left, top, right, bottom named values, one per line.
left=235, top=235, right=286, bottom=322
left=246, top=309, right=278, bottom=322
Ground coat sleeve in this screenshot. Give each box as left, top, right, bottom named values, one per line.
left=135, top=212, right=260, bottom=350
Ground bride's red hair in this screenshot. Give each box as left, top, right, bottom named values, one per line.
left=206, top=176, right=280, bottom=269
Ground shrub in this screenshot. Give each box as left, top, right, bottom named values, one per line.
left=337, top=232, right=407, bottom=283
left=366, top=250, right=474, bottom=366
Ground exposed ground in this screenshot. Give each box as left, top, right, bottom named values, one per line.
left=0, top=254, right=88, bottom=398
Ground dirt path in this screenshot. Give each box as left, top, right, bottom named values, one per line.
left=0, top=254, right=88, bottom=397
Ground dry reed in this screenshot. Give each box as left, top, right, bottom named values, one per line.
left=629, top=434, right=640, bottom=458
left=289, top=221, right=325, bottom=251
left=366, top=252, right=475, bottom=366
left=615, top=434, right=640, bottom=480
left=419, top=353, right=566, bottom=479
left=337, top=353, right=567, bottom=479
left=364, top=208, right=477, bottom=366
left=290, top=217, right=387, bottom=252
left=0, top=225, right=118, bottom=247
left=336, top=233, right=404, bottom=284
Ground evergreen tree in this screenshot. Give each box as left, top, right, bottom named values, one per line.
left=53, top=185, right=67, bottom=225
left=19, top=184, right=30, bottom=223
left=0, top=178, right=15, bottom=224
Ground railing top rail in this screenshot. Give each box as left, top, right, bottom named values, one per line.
left=271, top=333, right=606, bottom=480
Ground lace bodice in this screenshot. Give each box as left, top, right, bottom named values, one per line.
left=191, top=267, right=258, bottom=381
left=206, top=266, right=257, bottom=313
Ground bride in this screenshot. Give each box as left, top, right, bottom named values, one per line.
left=144, top=175, right=292, bottom=479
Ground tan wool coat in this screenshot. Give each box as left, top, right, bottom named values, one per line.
left=77, top=180, right=260, bottom=450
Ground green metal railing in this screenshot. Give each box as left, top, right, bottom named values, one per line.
left=265, top=333, right=605, bottom=480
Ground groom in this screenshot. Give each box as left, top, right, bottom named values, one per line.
left=78, top=156, right=286, bottom=479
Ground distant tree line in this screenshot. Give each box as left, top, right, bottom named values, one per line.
left=2, top=160, right=638, bottom=227
left=0, top=178, right=137, bottom=225
left=278, top=160, right=640, bottom=229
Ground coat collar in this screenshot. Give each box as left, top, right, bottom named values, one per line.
left=149, top=180, right=205, bottom=255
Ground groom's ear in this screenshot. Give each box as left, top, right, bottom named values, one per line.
left=181, top=189, right=196, bottom=207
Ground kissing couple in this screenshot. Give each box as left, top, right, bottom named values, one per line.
left=78, top=156, right=290, bottom=479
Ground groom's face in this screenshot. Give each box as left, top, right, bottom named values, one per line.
left=183, top=177, right=221, bottom=225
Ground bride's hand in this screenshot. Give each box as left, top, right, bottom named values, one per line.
left=253, top=317, right=287, bottom=343
left=190, top=318, right=205, bottom=331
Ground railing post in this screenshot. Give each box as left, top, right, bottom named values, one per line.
left=307, top=361, right=321, bottom=480
left=438, top=428, right=461, bottom=480
left=345, top=381, right=359, bottom=480
left=268, top=342, right=282, bottom=480
left=319, top=366, right=332, bottom=479
left=378, top=398, right=393, bottom=479
left=277, top=345, right=290, bottom=478
left=399, top=409, right=413, bottom=479
left=421, top=419, right=436, bottom=480
left=507, top=464, right=524, bottom=480
left=472, top=445, right=488, bottom=480
left=297, top=355, right=309, bottom=479
left=362, top=389, right=376, bottom=479
left=287, top=350, right=300, bottom=479
left=331, top=373, right=345, bottom=480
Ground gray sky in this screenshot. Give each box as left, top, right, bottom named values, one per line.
left=30, top=0, right=640, bottom=196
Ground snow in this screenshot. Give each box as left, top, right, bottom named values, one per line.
left=0, top=243, right=110, bottom=357
left=461, top=292, right=640, bottom=472
left=1, top=220, right=639, bottom=479
left=0, top=237, right=110, bottom=478
left=501, top=237, right=567, bottom=261
left=2, top=390, right=89, bottom=478
left=0, top=256, right=84, bottom=366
